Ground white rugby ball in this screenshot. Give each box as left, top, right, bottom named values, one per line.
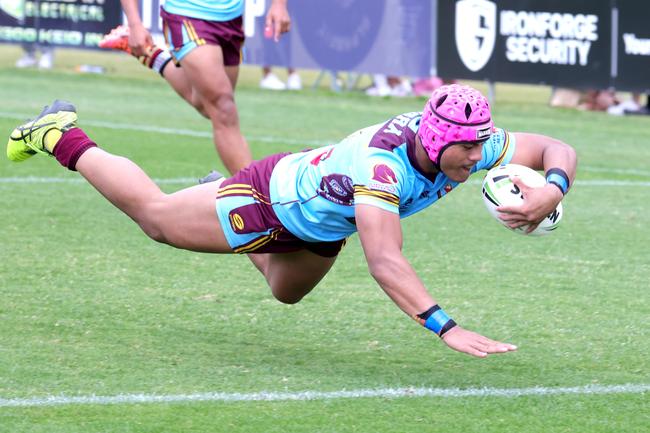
left=482, top=164, right=562, bottom=236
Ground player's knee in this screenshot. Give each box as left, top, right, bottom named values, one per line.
left=270, top=284, right=307, bottom=305
left=138, top=219, right=169, bottom=245
left=206, top=92, right=238, bottom=126
left=136, top=202, right=172, bottom=245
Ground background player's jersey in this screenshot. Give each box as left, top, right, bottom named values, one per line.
left=163, top=0, right=243, bottom=22
left=269, top=112, right=515, bottom=242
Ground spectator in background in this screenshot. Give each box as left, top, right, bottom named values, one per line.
left=366, top=74, right=412, bottom=97
left=260, top=66, right=302, bottom=91
left=579, top=89, right=618, bottom=111
left=412, top=77, right=458, bottom=97
left=550, top=88, right=618, bottom=111
left=15, top=43, right=54, bottom=69
left=607, top=92, right=647, bottom=116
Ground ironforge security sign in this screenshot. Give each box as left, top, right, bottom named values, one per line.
left=438, top=0, right=612, bottom=89
left=500, top=10, right=598, bottom=66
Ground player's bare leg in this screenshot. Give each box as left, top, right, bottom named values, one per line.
left=75, top=148, right=232, bottom=252
left=76, top=149, right=334, bottom=295
left=163, top=56, right=239, bottom=122
left=7, top=101, right=333, bottom=301
left=98, top=27, right=209, bottom=119
left=178, top=44, right=252, bottom=174
left=160, top=64, right=209, bottom=119
left=248, top=251, right=337, bottom=304
left=194, top=161, right=334, bottom=298
left=7, top=102, right=231, bottom=253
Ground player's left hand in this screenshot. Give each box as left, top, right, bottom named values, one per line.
left=496, top=176, right=563, bottom=234
left=265, top=1, right=291, bottom=41
left=441, top=326, right=518, bottom=358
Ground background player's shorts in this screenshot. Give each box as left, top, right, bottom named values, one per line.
left=160, top=7, right=244, bottom=65
left=216, top=153, right=345, bottom=258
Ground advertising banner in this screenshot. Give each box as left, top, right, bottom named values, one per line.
left=614, top=0, right=650, bottom=92
left=0, top=0, right=121, bottom=49
left=243, top=0, right=432, bottom=77
left=437, top=0, right=612, bottom=89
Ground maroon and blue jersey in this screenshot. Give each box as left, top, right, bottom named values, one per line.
left=163, top=0, right=243, bottom=21
left=268, top=112, right=515, bottom=243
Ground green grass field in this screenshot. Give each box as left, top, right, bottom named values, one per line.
left=0, top=46, right=649, bottom=432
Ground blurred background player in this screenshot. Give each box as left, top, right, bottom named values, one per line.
left=260, top=66, right=302, bottom=91
left=15, top=43, right=55, bottom=70
left=7, top=85, right=576, bottom=358
left=99, top=0, right=291, bottom=176
left=365, top=74, right=412, bottom=97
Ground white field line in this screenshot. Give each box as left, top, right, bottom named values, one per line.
left=2, top=111, right=649, bottom=177
left=580, top=165, right=650, bottom=177
left=1, top=177, right=650, bottom=187
left=0, top=176, right=200, bottom=185
left=0, top=111, right=330, bottom=147
left=0, top=383, right=648, bottom=408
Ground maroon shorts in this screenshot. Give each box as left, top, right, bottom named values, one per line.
left=215, top=153, right=346, bottom=258
left=160, top=7, right=244, bottom=65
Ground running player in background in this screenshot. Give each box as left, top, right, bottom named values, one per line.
left=100, top=0, right=291, bottom=176
left=6, top=85, right=576, bottom=358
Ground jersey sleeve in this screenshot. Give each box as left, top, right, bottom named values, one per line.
left=474, top=128, right=516, bottom=171
left=352, top=151, right=406, bottom=214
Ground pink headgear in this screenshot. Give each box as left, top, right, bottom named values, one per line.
left=418, top=84, right=494, bottom=168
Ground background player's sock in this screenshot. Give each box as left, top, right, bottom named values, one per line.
left=139, top=46, right=173, bottom=76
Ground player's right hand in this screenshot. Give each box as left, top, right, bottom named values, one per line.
left=128, top=23, right=153, bottom=57
left=441, top=326, right=517, bottom=358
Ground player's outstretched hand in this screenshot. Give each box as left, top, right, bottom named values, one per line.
left=497, top=176, right=563, bottom=233
left=441, top=326, right=517, bottom=358
left=128, top=23, right=154, bottom=57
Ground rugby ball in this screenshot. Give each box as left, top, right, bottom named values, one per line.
left=482, top=164, right=563, bottom=236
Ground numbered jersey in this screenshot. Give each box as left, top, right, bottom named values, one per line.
left=163, top=0, right=243, bottom=21
left=269, top=112, right=516, bottom=242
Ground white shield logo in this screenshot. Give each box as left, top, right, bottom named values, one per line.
left=455, top=0, right=496, bottom=72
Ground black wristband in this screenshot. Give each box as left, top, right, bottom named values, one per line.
left=414, top=305, right=458, bottom=337
left=545, top=168, right=570, bottom=195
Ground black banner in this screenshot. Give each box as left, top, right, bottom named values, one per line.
left=0, top=0, right=121, bottom=49
left=614, top=0, right=650, bottom=92
left=437, top=0, right=612, bottom=89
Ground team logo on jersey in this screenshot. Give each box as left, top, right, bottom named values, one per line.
left=455, top=0, right=496, bottom=72
left=436, top=184, right=455, bottom=200
left=310, top=147, right=334, bottom=166
left=369, top=164, right=398, bottom=194
left=371, top=164, right=397, bottom=184
left=229, top=213, right=245, bottom=232
left=318, top=174, right=354, bottom=206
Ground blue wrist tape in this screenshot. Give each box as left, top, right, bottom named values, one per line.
left=416, top=305, right=457, bottom=337
left=545, top=168, right=570, bottom=195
